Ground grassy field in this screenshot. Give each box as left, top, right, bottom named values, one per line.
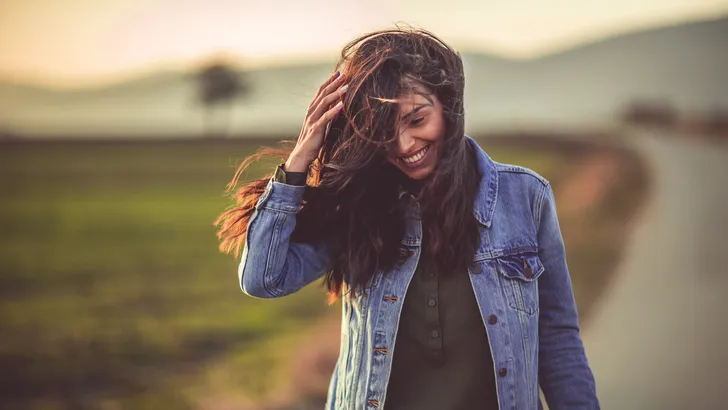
left=0, top=136, right=647, bottom=409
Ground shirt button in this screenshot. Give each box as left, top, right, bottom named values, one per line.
left=471, top=263, right=483, bottom=274
left=428, top=298, right=437, bottom=307
left=488, top=314, right=498, bottom=325
left=431, top=330, right=440, bottom=339
left=498, top=367, right=508, bottom=377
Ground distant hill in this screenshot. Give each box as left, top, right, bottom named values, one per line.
left=1, top=15, right=727, bottom=138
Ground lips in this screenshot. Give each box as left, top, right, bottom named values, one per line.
left=400, top=145, right=430, bottom=165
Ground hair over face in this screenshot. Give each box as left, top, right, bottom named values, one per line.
left=215, top=27, right=481, bottom=301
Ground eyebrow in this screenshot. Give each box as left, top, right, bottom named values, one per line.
left=400, top=104, right=432, bottom=122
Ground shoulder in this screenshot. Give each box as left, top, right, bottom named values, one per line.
left=495, top=161, right=549, bottom=188
left=491, top=162, right=551, bottom=221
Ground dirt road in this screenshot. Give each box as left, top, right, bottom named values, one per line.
left=581, top=132, right=728, bottom=409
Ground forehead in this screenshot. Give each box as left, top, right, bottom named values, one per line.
left=396, top=80, right=435, bottom=111
left=397, top=91, right=433, bottom=107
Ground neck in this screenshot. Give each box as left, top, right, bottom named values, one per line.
left=400, top=174, right=426, bottom=195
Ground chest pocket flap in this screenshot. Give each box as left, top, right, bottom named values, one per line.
left=496, top=252, right=544, bottom=315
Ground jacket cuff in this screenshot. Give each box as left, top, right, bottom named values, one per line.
left=255, top=176, right=306, bottom=213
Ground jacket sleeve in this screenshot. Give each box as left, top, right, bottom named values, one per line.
left=536, top=182, right=600, bottom=409
left=239, top=177, right=333, bottom=298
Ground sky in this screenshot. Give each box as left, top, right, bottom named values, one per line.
left=1, top=0, right=727, bottom=88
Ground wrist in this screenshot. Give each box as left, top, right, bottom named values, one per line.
left=284, top=153, right=312, bottom=173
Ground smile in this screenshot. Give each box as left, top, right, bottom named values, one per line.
left=400, top=145, right=430, bottom=166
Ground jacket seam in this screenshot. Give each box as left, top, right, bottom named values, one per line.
left=260, top=202, right=302, bottom=214
left=534, top=182, right=550, bottom=232
left=496, top=165, right=549, bottom=187
left=263, top=211, right=286, bottom=297
left=239, top=208, right=258, bottom=294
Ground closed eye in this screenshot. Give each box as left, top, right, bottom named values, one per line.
left=410, top=117, right=425, bottom=127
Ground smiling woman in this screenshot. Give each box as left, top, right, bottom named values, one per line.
left=214, top=27, right=599, bottom=410
left=386, top=81, right=446, bottom=179
left=218, top=28, right=477, bottom=300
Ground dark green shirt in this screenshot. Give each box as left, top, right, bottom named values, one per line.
left=275, top=166, right=498, bottom=408
left=384, top=252, right=498, bottom=410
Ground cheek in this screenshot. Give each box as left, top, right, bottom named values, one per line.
left=425, top=116, right=446, bottom=141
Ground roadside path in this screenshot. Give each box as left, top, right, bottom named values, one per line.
left=581, top=132, right=728, bottom=409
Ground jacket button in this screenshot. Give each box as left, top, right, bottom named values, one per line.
left=523, top=259, right=533, bottom=277
left=488, top=315, right=497, bottom=325
left=498, top=367, right=508, bottom=377
left=471, top=263, right=483, bottom=274
left=431, top=330, right=440, bottom=339
left=428, top=298, right=437, bottom=307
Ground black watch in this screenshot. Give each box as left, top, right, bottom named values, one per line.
left=274, top=164, right=307, bottom=186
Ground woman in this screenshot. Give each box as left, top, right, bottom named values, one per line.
left=216, top=28, right=599, bottom=410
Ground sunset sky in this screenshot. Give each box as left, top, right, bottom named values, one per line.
left=1, top=0, right=727, bottom=88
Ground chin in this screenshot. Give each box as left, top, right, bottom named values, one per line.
left=399, top=163, right=436, bottom=180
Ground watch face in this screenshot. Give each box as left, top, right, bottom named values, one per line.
left=274, top=165, right=287, bottom=184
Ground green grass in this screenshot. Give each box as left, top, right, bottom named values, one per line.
left=0, top=137, right=643, bottom=409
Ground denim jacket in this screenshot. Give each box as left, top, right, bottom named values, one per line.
left=238, top=136, right=600, bottom=409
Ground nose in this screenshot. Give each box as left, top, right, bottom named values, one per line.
left=396, top=129, right=416, bottom=156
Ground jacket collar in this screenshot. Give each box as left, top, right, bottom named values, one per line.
left=397, top=135, right=499, bottom=228
left=466, top=135, right=498, bottom=228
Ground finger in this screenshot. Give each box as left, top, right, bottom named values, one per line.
left=319, top=71, right=341, bottom=93
left=309, top=74, right=346, bottom=115
left=308, top=72, right=342, bottom=109
left=312, top=101, right=344, bottom=131
left=311, top=84, right=348, bottom=122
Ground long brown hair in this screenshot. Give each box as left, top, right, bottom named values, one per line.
left=215, top=27, right=481, bottom=301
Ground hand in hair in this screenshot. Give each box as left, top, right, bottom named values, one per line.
left=284, top=71, right=348, bottom=173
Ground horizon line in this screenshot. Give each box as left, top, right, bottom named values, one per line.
left=1, top=11, right=725, bottom=92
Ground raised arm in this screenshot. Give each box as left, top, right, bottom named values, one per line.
left=240, top=70, right=348, bottom=298
left=239, top=176, right=333, bottom=298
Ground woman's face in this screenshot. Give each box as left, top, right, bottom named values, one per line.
left=386, top=85, right=446, bottom=180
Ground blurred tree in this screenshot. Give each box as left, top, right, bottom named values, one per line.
left=706, top=106, right=728, bottom=137
left=619, top=99, right=678, bottom=128
left=195, top=60, right=249, bottom=138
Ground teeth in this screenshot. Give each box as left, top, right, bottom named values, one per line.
left=402, top=146, right=428, bottom=164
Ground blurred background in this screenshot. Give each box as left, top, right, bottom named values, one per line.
left=0, top=1, right=726, bottom=409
